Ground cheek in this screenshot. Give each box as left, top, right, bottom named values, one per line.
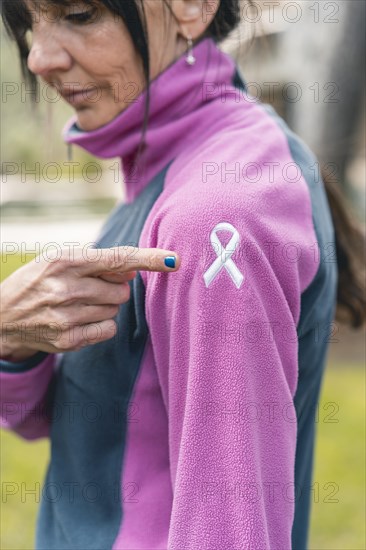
left=82, top=48, right=144, bottom=104
left=86, top=22, right=143, bottom=85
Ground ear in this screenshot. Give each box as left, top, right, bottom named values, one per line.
left=172, top=0, right=220, bottom=39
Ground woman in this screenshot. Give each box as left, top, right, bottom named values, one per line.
left=1, top=1, right=365, bottom=549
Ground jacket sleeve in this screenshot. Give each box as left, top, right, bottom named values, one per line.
left=0, top=352, right=57, bottom=440
left=140, top=179, right=318, bottom=548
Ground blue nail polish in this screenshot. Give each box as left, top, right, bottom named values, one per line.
left=164, top=256, right=176, bottom=269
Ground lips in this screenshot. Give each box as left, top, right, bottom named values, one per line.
left=59, top=86, right=101, bottom=106
left=62, top=90, right=87, bottom=106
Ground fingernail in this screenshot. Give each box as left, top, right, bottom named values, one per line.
left=164, top=256, right=176, bottom=269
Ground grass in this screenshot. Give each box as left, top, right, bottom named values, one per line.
left=0, top=256, right=365, bottom=549
left=309, top=366, right=365, bottom=549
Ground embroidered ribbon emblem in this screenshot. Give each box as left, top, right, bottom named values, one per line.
left=203, top=222, right=244, bottom=289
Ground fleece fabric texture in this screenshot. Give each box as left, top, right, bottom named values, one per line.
left=1, top=37, right=337, bottom=549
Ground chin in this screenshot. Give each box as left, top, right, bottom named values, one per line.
left=75, top=107, right=108, bottom=132
left=75, top=104, right=124, bottom=132
left=75, top=110, right=105, bottom=132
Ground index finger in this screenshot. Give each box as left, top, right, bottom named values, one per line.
left=78, top=246, right=181, bottom=276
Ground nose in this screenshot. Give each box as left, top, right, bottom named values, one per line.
left=27, top=29, right=72, bottom=78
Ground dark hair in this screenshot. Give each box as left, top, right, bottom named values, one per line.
left=2, top=0, right=365, bottom=328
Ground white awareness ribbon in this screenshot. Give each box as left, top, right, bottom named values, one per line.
left=203, top=222, right=244, bottom=289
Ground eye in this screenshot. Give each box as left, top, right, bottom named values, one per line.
left=65, top=7, right=97, bottom=24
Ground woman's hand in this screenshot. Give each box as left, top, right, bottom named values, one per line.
left=0, top=246, right=180, bottom=362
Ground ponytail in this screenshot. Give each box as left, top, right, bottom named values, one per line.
left=322, top=166, right=366, bottom=328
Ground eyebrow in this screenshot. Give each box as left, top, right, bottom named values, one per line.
left=25, top=0, right=80, bottom=20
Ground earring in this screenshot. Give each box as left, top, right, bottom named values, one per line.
left=185, top=34, right=196, bottom=66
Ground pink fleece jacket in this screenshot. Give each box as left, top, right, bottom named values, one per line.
left=1, top=36, right=337, bottom=550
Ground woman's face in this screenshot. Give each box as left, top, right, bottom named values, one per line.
left=25, top=0, right=219, bottom=131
